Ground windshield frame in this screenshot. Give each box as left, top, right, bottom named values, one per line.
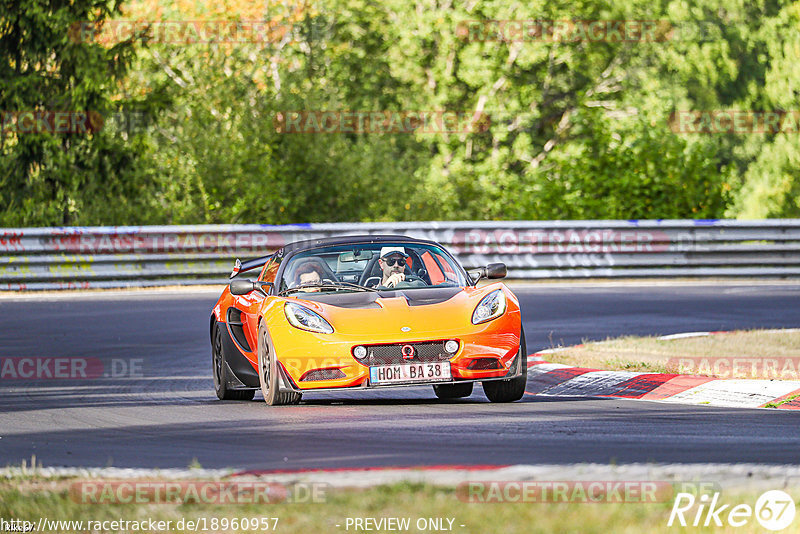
left=274, top=239, right=469, bottom=295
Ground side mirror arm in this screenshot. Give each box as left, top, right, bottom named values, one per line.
left=467, top=268, right=486, bottom=285
left=256, top=281, right=273, bottom=296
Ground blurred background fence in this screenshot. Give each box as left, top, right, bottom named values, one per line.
left=1, top=219, right=799, bottom=290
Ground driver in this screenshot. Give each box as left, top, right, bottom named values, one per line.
left=377, top=247, right=424, bottom=289
left=293, top=262, right=325, bottom=292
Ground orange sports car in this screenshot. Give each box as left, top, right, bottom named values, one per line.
left=210, top=235, right=526, bottom=405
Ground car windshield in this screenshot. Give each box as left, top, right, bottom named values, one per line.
left=278, top=242, right=467, bottom=294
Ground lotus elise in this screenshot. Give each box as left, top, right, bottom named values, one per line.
left=210, top=235, right=526, bottom=405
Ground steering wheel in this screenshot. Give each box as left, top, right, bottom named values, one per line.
left=363, top=276, right=381, bottom=287
left=364, top=274, right=425, bottom=289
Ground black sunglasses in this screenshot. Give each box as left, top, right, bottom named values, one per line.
left=384, top=257, right=406, bottom=266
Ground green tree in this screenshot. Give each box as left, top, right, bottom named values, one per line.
left=381, top=0, right=740, bottom=220
left=124, top=0, right=430, bottom=224
left=0, top=0, right=151, bottom=226
left=6, top=0, right=797, bottom=226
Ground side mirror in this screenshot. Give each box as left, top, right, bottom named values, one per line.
left=468, top=263, right=507, bottom=284
left=486, top=262, right=507, bottom=279
left=230, top=279, right=272, bottom=296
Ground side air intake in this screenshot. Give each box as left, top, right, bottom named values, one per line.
left=226, top=308, right=252, bottom=351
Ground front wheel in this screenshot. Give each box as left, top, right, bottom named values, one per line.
left=482, top=328, right=527, bottom=403
left=257, top=323, right=302, bottom=406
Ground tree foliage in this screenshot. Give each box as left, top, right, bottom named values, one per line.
left=1, top=0, right=798, bottom=225
left=0, top=0, right=156, bottom=225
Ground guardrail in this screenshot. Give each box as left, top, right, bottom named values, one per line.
left=1, top=220, right=799, bottom=290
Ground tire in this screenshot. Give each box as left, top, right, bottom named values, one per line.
left=482, top=327, right=527, bottom=403
left=257, top=323, right=302, bottom=406
left=433, top=382, right=474, bottom=399
left=212, top=323, right=255, bottom=401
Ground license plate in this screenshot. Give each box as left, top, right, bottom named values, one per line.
left=370, top=362, right=451, bottom=385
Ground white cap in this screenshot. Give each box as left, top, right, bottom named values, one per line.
left=379, top=246, right=409, bottom=258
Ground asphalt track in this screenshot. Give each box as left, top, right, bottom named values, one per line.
left=1, top=282, right=799, bottom=470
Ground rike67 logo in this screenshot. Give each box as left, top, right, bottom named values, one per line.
left=668, top=490, right=796, bottom=531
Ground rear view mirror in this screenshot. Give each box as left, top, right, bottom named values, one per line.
left=339, top=250, right=373, bottom=262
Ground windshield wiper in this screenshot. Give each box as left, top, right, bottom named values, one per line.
left=278, top=281, right=379, bottom=296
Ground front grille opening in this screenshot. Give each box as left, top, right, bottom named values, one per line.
left=300, top=368, right=346, bottom=382
left=361, top=341, right=452, bottom=365
left=467, top=357, right=502, bottom=370
left=226, top=308, right=252, bottom=351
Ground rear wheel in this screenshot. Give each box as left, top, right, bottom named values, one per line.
left=212, top=323, right=255, bottom=401
left=257, top=323, right=302, bottom=406
left=433, top=382, right=474, bottom=399
left=482, top=328, right=527, bottom=403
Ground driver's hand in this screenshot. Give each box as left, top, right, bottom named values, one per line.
left=385, top=273, right=405, bottom=288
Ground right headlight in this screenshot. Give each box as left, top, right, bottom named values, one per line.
left=284, top=302, right=334, bottom=334
left=471, top=289, right=507, bottom=324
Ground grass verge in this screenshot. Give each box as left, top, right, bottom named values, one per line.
left=2, top=479, right=798, bottom=534
left=542, top=329, right=800, bottom=379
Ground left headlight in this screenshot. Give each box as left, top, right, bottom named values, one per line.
left=284, top=302, right=334, bottom=334
left=471, top=289, right=507, bottom=324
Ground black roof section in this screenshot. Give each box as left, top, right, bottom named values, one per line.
left=281, top=234, right=432, bottom=255
left=232, top=234, right=436, bottom=277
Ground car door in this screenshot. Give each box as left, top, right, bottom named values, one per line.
left=227, top=254, right=280, bottom=362
left=243, top=254, right=282, bottom=353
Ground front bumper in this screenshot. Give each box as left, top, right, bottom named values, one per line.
left=271, top=327, right=523, bottom=392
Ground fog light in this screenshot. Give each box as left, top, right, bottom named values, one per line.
left=444, top=340, right=459, bottom=354
left=353, top=345, right=368, bottom=359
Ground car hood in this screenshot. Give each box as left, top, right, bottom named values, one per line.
left=285, top=284, right=506, bottom=338
left=295, top=286, right=461, bottom=309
